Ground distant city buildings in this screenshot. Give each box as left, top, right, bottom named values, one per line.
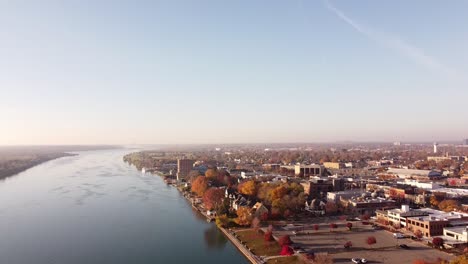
left=427, top=153, right=467, bottom=162
left=463, top=139, right=468, bottom=145
left=177, top=159, right=195, bottom=181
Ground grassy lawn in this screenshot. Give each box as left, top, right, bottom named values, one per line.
left=266, top=256, right=304, bottom=264
left=235, top=229, right=281, bottom=256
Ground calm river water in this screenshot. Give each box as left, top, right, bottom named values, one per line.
left=0, top=149, right=247, bottom=264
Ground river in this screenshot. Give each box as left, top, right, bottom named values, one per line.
left=0, top=149, right=248, bottom=264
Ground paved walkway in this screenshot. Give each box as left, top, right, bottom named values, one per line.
left=220, top=227, right=265, bottom=264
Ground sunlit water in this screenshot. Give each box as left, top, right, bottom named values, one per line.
left=0, top=149, right=247, bottom=264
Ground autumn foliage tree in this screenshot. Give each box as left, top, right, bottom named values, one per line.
left=346, top=222, right=353, bottom=230
left=256, top=182, right=305, bottom=216
left=203, top=188, right=224, bottom=210
left=451, top=255, right=468, bottom=264
left=430, top=192, right=446, bottom=207
left=313, top=224, right=319, bottom=232
left=191, top=176, right=208, bottom=196
left=280, top=245, right=293, bottom=256
left=235, top=207, right=253, bottom=226
left=344, top=241, right=352, bottom=249
left=278, top=235, right=292, bottom=246
left=329, top=223, right=338, bottom=232
left=238, top=180, right=257, bottom=196
left=438, top=199, right=461, bottom=212
left=432, top=237, right=444, bottom=249
left=264, top=231, right=274, bottom=242
left=215, top=214, right=229, bottom=227
left=205, top=168, right=218, bottom=179
left=366, top=236, right=377, bottom=248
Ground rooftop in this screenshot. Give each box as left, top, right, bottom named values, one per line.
left=444, top=226, right=468, bottom=234
left=408, top=211, right=468, bottom=222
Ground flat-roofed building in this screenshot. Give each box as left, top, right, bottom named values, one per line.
left=327, top=190, right=365, bottom=202
left=376, top=205, right=430, bottom=228
left=445, top=226, right=468, bottom=241
left=177, top=159, right=195, bottom=181
left=406, top=211, right=468, bottom=238
left=301, top=179, right=334, bottom=198
left=342, top=197, right=397, bottom=215
left=294, top=164, right=326, bottom=177
left=386, top=168, right=443, bottom=180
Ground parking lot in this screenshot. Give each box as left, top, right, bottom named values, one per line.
left=273, top=221, right=453, bottom=263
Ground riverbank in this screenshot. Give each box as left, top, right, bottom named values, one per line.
left=0, top=145, right=120, bottom=180
left=175, top=184, right=262, bottom=264
left=0, top=152, right=75, bottom=180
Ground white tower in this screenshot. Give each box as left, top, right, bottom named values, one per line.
left=433, top=142, right=438, bottom=154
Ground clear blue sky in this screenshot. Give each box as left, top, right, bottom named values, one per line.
left=1, top=0, right=467, bottom=145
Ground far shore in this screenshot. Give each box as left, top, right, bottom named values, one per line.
left=0, top=145, right=120, bottom=180
left=0, top=152, right=76, bottom=180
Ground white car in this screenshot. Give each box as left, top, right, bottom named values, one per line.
left=393, top=233, right=405, bottom=239
left=352, top=258, right=368, bottom=263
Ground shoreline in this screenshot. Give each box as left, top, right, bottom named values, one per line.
left=174, top=184, right=261, bottom=264
left=0, top=153, right=76, bottom=180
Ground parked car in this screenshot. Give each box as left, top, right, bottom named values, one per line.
left=352, top=258, right=368, bottom=263
left=393, top=233, right=405, bottom=239
left=399, top=244, right=410, bottom=249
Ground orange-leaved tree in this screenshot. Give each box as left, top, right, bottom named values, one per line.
left=203, top=188, right=224, bottom=210
left=235, top=207, right=253, bottom=226
left=238, top=180, right=257, bottom=196
left=192, top=176, right=208, bottom=196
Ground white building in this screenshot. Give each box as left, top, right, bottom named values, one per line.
left=396, top=179, right=440, bottom=190
left=240, top=171, right=255, bottom=179
left=386, top=168, right=442, bottom=179
left=442, top=226, right=468, bottom=244
left=327, top=190, right=366, bottom=202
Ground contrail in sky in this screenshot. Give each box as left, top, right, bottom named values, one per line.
left=323, top=0, right=460, bottom=79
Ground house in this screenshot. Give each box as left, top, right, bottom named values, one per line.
left=252, top=202, right=269, bottom=217
left=232, top=196, right=252, bottom=210
left=304, top=198, right=326, bottom=216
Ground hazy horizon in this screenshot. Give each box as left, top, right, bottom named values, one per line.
left=1, top=0, right=467, bottom=145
